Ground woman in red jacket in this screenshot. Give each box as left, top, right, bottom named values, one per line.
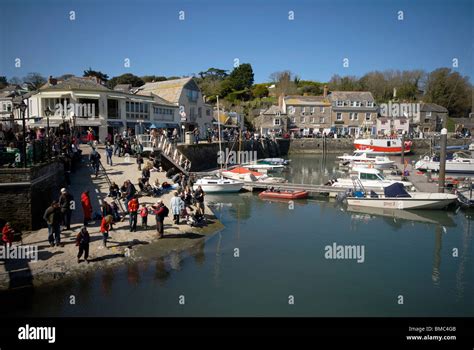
left=100, top=215, right=113, bottom=248
left=81, top=191, right=93, bottom=225
left=2, top=223, right=14, bottom=247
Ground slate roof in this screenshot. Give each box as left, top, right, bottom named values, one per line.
left=263, top=105, right=286, bottom=115
left=135, top=77, right=194, bottom=104
left=40, top=77, right=111, bottom=92
left=420, top=103, right=448, bottom=113
left=284, top=95, right=330, bottom=105
left=328, top=91, right=375, bottom=102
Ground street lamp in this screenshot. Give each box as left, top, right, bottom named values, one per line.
left=16, top=100, right=28, bottom=168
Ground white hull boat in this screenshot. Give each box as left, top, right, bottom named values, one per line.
left=415, top=153, right=474, bottom=174
left=194, top=177, right=244, bottom=193
left=338, top=151, right=394, bottom=170
left=346, top=183, right=457, bottom=210
left=242, top=163, right=286, bottom=173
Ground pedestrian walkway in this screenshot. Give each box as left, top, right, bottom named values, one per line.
left=0, top=144, right=223, bottom=290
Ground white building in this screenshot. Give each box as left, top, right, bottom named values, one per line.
left=27, top=76, right=179, bottom=141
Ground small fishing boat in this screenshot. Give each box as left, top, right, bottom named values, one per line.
left=338, top=150, right=395, bottom=170
left=354, top=138, right=412, bottom=155
left=259, top=189, right=308, bottom=200
left=242, top=163, right=286, bottom=173
left=415, top=152, right=474, bottom=174
left=346, top=182, right=457, bottom=210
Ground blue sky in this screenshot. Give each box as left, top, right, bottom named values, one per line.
left=1, top=0, right=472, bottom=83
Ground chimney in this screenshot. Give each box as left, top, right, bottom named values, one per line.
left=48, top=75, right=57, bottom=85
left=278, top=93, right=284, bottom=109
left=323, top=85, right=328, bottom=98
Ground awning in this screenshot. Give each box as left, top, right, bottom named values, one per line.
left=107, top=121, right=124, bottom=127
left=75, top=118, right=102, bottom=126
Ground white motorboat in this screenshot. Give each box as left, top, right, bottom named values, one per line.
left=338, top=150, right=395, bottom=170
left=415, top=152, right=474, bottom=174
left=328, top=167, right=413, bottom=192
left=194, top=177, right=244, bottom=193
left=346, top=183, right=457, bottom=210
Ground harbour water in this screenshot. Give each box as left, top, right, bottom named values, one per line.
left=2, top=154, right=473, bottom=317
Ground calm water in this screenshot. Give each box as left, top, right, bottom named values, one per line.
left=2, top=154, right=473, bottom=317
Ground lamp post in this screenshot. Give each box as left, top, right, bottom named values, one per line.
left=17, top=100, right=28, bottom=168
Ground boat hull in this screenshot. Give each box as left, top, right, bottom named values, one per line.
left=415, top=159, right=474, bottom=174
left=354, top=139, right=411, bottom=155
left=194, top=178, right=244, bottom=193
left=347, top=194, right=457, bottom=210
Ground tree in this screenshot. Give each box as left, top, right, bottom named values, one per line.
left=23, top=72, right=47, bottom=90
left=228, top=63, right=254, bottom=91
left=269, top=70, right=297, bottom=96
left=8, top=77, right=22, bottom=85
left=424, top=68, right=471, bottom=118
left=0, top=76, right=7, bottom=89
left=83, top=67, right=109, bottom=82
left=107, top=74, right=145, bottom=88
left=57, top=74, right=75, bottom=81
left=251, top=84, right=269, bottom=98
left=198, top=68, right=228, bottom=80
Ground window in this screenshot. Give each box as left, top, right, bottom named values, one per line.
left=350, top=113, right=358, bottom=120
left=365, top=113, right=371, bottom=121
left=367, top=101, right=374, bottom=107
left=291, top=117, right=296, bottom=123
left=426, top=112, right=432, bottom=117
left=206, top=109, right=211, bottom=116
left=336, top=113, right=343, bottom=121
left=300, top=117, right=305, bottom=123
left=274, top=118, right=281, bottom=126
left=424, top=118, right=430, bottom=123
left=320, top=117, right=325, bottom=123
left=336, top=101, right=344, bottom=107
left=301, top=107, right=305, bottom=115
left=186, top=89, right=198, bottom=102
left=320, top=106, right=324, bottom=112
left=310, top=107, right=315, bottom=115
left=126, top=101, right=149, bottom=120
left=310, top=117, right=315, bottom=123
left=351, top=101, right=361, bottom=107
left=198, top=107, right=202, bottom=118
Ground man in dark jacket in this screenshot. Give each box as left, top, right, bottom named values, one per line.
left=58, top=188, right=73, bottom=230
left=153, top=200, right=168, bottom=239
left=43, top=201, right=62, bottom=247
left=124, top=180, right=136, bottom=214
left=76, top=226, right=90, bottom=263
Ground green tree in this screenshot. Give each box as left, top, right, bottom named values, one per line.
left=228, top=63, right=254, bottom=91
left=107, top=74, right=145, bottom=88
left=0, top=76, right=7, bottom=89
left=141, top=75, right=167, bottom=83
left=424, top=68, right=471, bottom=118
left=251, top=84, right=269, bottom=98
left=83, top=67, right=109, bottom=82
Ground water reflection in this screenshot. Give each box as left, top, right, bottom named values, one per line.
left=431, top=226, right=443, bottom=286
left=127, top=264, right=140, bottom=286
left=100, top=269, right=114, bottom=296
left=154, top=256, right=170, bottom=285
left=455, top=217, right=472, bottom=300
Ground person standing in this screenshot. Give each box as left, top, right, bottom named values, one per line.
left=59, top=188, right=73, bottom=231
left=2, top=222, right=15, bottom=247
left=43, top=201, right=62, bottom=247
left=153, top=200, right=168, bottom=239
left=124, top=180, right=136, bottom=214
left=193, top=128, right=199, bottom=144
left=100, top=215, right=113, bottom=248
left=139, top=203, right=149, bottom=229
left=81, top=191, right=93, bottom=225
left=128, top=196, right=139, bottom=232
left=194, top=185, right=205, bottom=215
left=105, top=142, right=113, bottom=166
left=170, top=191, right=184, bottom=225
left=76, top=226, right=90, bottom=263
left=113, top=132, right=121, bottom=156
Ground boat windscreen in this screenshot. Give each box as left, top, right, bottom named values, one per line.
left=384, top=183, right=411, bottom=198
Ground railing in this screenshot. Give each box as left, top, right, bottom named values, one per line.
left=136, top=134, right=192, bottom=174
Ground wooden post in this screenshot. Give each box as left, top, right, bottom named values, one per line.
left=438, top=128, right=448, bottom=193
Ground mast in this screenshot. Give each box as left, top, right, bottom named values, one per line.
left=217, top=95, right=223, bottom=174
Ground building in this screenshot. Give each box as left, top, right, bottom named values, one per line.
left=253, top=105, right=287, bottom=135
left=376, top=116, right=409, bottom=136
left=0, top=86, right=16, bottom=130
left=411, top=103, right=448, bottom=134
left=282, top=92, right=332, bottom=136
left=328, top=91, right=378, bottom=136
left=134, top=77, right=213, bottom=135
left=27, top=76, right=179, bottom=141
left=454, top=117, right=474, bottom=136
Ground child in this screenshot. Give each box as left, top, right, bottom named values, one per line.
left=139, top=203, right=149, bottom=229
left=76, top=226, right=90, bottom=263
left=2, top=222, right=15, bottom=247
left=100, top=215, right=113, bottom=248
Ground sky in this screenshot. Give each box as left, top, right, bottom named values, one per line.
left=1, top=0, right=473, bottom=83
